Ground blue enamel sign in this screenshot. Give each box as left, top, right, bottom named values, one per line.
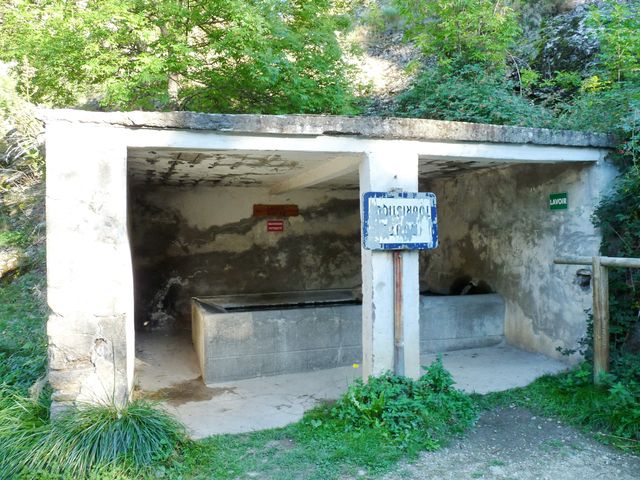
left=362, top=192, right=438, bottom=250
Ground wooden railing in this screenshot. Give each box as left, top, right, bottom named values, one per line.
left=554, top=255, right=640, bottom=383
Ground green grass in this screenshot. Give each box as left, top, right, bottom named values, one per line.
left=166, top=416, right=410, bottom=480
left=0, top=387, right=186, bottom=479
left=0, top=229, right=28, bottom=248
left=0, top=269, right=47, bottom=390
left=476, top=366, right=640, bottom=454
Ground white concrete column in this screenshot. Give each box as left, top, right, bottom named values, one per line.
left=359, top=148, right=421, bottom=379
left=46, top=122, right=134, bottom=413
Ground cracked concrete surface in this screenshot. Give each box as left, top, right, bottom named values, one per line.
left=135, top=332, right=567, bottom=439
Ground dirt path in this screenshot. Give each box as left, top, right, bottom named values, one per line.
left=383, top=406, right=640, bottom=480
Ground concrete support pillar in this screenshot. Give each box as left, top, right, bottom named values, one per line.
left=46, top=122, right=134, bottom=415
left=359, top=149, right=421, bottom=379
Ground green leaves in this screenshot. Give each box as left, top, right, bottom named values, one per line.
left=583, top=4, right=640, bottom=433
left=394, top=63, right=554, bottom=127
left=0, top=0, right=359, bottom=114
left=393, top=0, right=521, bottom=70
left=589, top=1, right=640, bottom=83
left=331, top=358, right=477, bottom=448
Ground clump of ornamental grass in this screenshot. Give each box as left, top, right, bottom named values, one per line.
left=0, top=385, right=186, bottom=479
left=0, top=385, right=50, bottom=479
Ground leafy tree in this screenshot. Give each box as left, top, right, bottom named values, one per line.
left=0, top=0, right=359, bottom=114
left=589, top=0, right=640, bottom=83
left=0, top=1, right=148, bottom=107
left=392, top=0, right=521, bottom=69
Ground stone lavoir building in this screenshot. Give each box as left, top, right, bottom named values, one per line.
left=43, top=110, right=614, bottom=415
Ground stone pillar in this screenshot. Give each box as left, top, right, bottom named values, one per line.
left=359, top=148, right=421, bottom=380
left=46, top=122, right=134, bottom=415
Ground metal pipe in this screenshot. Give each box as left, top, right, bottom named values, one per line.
left=393, top=250, right=404, bottom=377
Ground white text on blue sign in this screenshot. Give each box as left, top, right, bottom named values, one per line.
left=363, top=192, right=438, bottom=250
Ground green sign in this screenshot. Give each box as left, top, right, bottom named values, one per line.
left=549, top=192, right=568, bottom=210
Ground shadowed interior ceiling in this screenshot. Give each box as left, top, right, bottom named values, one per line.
left=127, top=148, right=514, bottom=189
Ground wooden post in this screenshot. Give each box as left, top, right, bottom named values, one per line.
left=554, top=254, right=640, bottom=384
left=591, top=256, right=610, bottom=383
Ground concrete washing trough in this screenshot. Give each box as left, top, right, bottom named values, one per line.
left=192, top=290, right=505, bottom=384
left=192, top=289, right=361, bottom=383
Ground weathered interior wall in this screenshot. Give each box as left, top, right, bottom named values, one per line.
left=420, top=161, right=618, bottom=360
left=129, top=185, right=361, bottom=330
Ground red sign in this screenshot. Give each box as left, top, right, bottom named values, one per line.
left=266, top=220, right=284, bottom=232
left=253, top=204, right=299, bottom=217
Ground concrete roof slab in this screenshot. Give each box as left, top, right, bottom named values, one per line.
left=41, top=109, right=614, bottom=148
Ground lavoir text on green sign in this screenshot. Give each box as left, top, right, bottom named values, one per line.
left=549, top=192, right=568, bottom=210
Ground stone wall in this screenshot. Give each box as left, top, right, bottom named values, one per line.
left=129, top=185, right=361, bottom=330
left=420, top=161, right=618, bottom=360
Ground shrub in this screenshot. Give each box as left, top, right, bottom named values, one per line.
left=394, top=63, right=555, bottom=128
left=331, top=358, right=477, bottom=449
left=0, top=386, right=186, bottom=479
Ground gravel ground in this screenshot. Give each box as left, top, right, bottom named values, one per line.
left=383, top=406, right=640, bottom=480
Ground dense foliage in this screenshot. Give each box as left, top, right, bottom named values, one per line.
left=393, top=0, right=521, bottom=69
left=0, top=0, right=359, bottom=114
left=331, top=359, right=477, bottom=449
left=390, top=0, right=549, bottom=127
left=395, top=63, right=554, bottom=127
left=582, top=1, right=640, bottom=382
left=594, top=165, right=640, bottom=358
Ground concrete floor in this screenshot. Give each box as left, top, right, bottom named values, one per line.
left=135, top=331, right=568, bottom=439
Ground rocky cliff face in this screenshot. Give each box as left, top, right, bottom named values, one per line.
left=531, top=1, right=601, bottom=78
